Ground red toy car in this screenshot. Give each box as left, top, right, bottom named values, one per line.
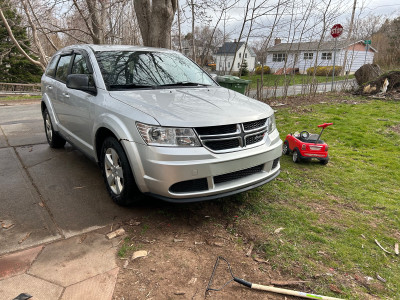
left=282, top=123, right=333, bottom=164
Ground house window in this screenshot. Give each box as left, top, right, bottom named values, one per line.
left=238, top=63, right=240, bottom=68
left=245, top=53, right=247, bottom=58
left=272, top=53, right=286, bottom=62
left=304, top=53, right=313, bottom=60
left=228, top=62, right=230, bottom=68
left=239, top=53, right=241, bottom=58
left=321, top=52, right=332, bottom=60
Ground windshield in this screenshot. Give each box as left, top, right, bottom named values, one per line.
left=95, top=51, right=216, bottom=90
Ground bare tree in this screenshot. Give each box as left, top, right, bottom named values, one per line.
left=134, top=0, right=177, bottom=48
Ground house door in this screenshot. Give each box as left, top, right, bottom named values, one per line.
left=293, top=53, right=299, bottom=69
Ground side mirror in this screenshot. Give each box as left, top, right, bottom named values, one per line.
left=66, top=74, right=97, bottom=95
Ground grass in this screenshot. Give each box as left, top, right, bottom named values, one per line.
left=0, top=94, right=41, bottom=101
left=118, top=237, right=138, bottom=258
left=241, top=74, right=354, bottom=89
left=233, top=96, right=400, bottom=298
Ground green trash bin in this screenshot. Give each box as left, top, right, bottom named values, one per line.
left=216, top=75, right=251, bottom=94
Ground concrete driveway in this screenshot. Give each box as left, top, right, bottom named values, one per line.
left=0, top=101, right=140, bottom=256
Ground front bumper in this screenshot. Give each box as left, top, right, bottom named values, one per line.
left=122, top=130, right=282, bottom=202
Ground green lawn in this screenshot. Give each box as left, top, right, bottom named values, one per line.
left=241, top=74, right=354, bottom=89
left=231, top=96, right=400, bottom=298
left=0, top=94, right=41, bottom=101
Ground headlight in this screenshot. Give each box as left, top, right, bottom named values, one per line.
left=268, top=113, right=276, bottom=133
left=136, top=122, right=201, bottom=147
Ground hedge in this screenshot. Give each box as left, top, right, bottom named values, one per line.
left=306, top=66, right=342, bottom=76
left=255, top=66, right=271, bottom=75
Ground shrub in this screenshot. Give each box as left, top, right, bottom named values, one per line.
left=255, top=66, right=271, bottom=75
left=306, top=66, right=343, bottom=76
left=239, top=61, right=249, bottom=76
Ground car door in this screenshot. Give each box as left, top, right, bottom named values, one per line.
left=52, top=53, right=74, bottom=132
left=42, top=55, right=59, bottom=111
left=63, top=51, right=96, bottom=151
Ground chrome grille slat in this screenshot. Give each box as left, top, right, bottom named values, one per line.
left=195, top=118, right=268, bottom=152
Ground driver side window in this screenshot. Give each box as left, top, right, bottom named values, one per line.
left=71, top=54, right=91, bottom=75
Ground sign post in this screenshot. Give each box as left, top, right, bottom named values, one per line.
left=330, top=24, right=343, bottom=91
left=364, top=40, right=371, bottom=64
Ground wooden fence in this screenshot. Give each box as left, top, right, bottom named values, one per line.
left=0, top=82, right=41, bottom=93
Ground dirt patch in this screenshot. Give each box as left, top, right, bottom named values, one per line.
left=112, top=201, right=319, bottom=300
left=262, top=93, right=369, bottom=110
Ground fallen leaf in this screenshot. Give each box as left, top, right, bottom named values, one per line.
left=38, top=202, right=44, bottom=207
left=188, top=277, right=197, bottom=285
left=123, top=260, right=129, bottom=269
left=329, top=284, right=343, bottom=294
left=194, top=241, right=204, bottom=245
left=395, top=243, right=399, bottom=255
left=131, top=250, right=148, bottom=260
left=173, top=238, right=184, bottom=243
left=1, top=221, right=14, bottom=229
left=274, top=227, right=285, bottom=234
left=213, top=242, right=224, bottom=247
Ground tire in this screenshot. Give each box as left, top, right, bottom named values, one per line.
left=320, top=157, right=329, bottom=165
left=100, top=136, right=143, bottom=206
left=43, top=108, right=66, bottom=148
left=293, top=149, right=301, bottom=163
left=282, top=141, right=290, bottom=155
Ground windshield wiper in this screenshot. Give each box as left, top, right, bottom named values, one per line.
left=109, top=84, right=152, bottom=89
left=158, top=82, right=210, bottom=87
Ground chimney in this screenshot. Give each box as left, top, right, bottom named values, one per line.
left=274, top=38, right=281, bottom=45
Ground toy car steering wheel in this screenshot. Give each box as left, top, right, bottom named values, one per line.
left=300, top=131, right=310, bottom=139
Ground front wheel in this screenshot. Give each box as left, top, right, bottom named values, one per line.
left=293, top=149, right=301, bottom=163
left=100, top=137, right=143, bottom=206
left=43, top=108, right=66, bottom=148
left=282, top=141, right=290, bottom=155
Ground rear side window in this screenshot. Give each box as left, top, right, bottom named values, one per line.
left=71, top=54, right=91, bottom=75
left=45, top=56, right=59, bottom=78
left=55, top=55, right=72, bottom=82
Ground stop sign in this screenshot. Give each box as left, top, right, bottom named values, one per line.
left=331, top=24, right=343, bottom=38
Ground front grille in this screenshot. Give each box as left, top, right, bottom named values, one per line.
left=243, top=118, right=267, bottom=131
left=246, top=133, right=265, bottom=145
left=169, top=178, right=208, bottom=193
left=196, top=118, right=268, bottom=153
left=195, top=124, right=237, bottom=136
left=204, top=139, right=240, bottom=151
left=214, top=164, right=264, bottom=185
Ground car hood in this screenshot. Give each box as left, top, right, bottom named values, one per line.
left=109, top=87, right=273, bottom=127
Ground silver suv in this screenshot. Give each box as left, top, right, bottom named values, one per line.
left=41, top=45, right=282, bottom=205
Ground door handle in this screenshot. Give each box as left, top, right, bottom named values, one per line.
left=47, top=85, right=53, bottom=90
left=62, top=92, right=70, bottom=98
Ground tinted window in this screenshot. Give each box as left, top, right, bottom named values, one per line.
left=71, top=54, right=90, bottom=75
left=55, top=55, right=72, bottom=82
left=46, top=56, right=59, bottom=78
left=95, top=51, right=215, bottom=89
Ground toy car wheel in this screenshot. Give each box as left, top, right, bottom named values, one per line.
left=293, top=149, right=301, bottom=163
left=282, top=141, right=290, bottom=155
left=320, top=157, right=329, bottom=165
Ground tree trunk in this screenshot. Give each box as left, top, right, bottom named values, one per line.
left=134, top=0, right=177, bottom=48
left=341, top=0, right=357, bottom=75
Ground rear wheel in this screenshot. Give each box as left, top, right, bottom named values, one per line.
left=282, top=141, right=290, bottom=155
left=293, top=149, right=301, bottom=163
left=43, top=108, right=66, bottom=148
left=320, top=157, right=329, bottom=165
left=100, top=136, right=143, bottom=206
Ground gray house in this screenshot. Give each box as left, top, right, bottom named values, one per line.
left=266, top=39, right=377, bottom=74
left=215, top=41, right=256, bottom=73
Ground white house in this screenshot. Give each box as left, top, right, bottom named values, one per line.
left=266, top=39, right=377, bottom=74
left=215, top=41, right=256, bottom=74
